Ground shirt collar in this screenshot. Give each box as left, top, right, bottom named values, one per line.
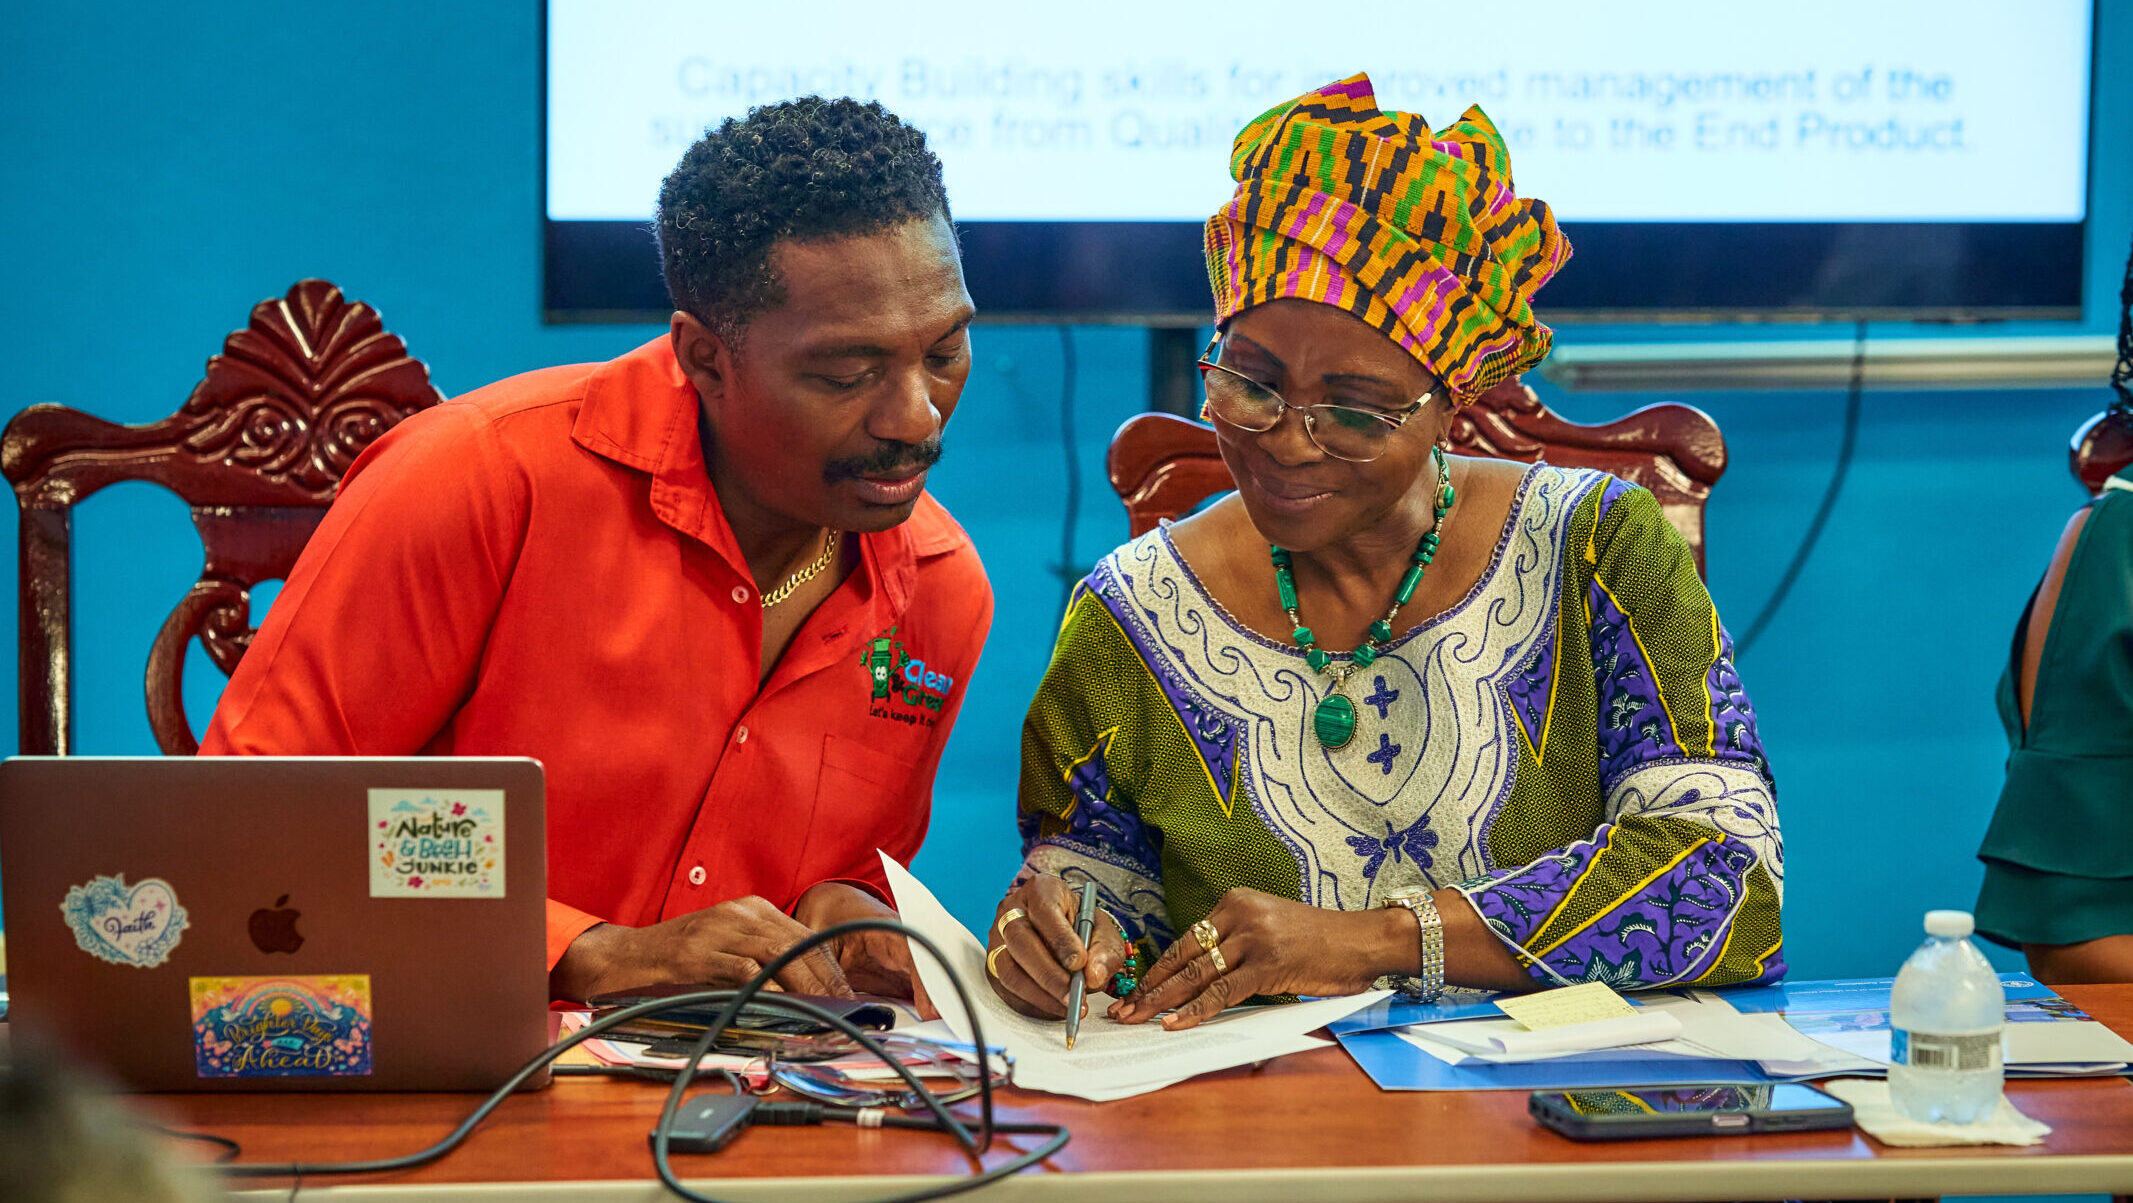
left=570, top=336, right=921, bottom=614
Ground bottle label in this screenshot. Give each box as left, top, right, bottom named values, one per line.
left=1891, top=1027, right=2003, bottom=1072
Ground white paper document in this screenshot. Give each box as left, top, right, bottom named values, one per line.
left=1388, top=988, right=2130, bottom=1081
left=1665, top=994, right=1883, bottom=1076
left=1428, top=1011, right=1683, bottom=1059
left=881, top=852, right=1389, bottom=1100
left=1808, top=1020, right=2133, bottom=1072
left=1394, top=993, right=1883, bottom=1075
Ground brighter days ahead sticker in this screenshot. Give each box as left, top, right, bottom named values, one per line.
left=368, top=789, right=504, bottom=898
left=191, top=975, right=373, bottom=1078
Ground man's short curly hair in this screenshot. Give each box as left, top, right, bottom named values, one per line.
left=656, top=97, right=951, bottom=346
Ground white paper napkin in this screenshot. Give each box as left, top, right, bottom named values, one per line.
left=1818, top=1078, right=2051, bottom=1147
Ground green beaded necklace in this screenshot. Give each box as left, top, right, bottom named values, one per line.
left=1274, top=446, right=1454, bottom=750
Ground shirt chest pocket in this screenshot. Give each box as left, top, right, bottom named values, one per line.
left=789, top=734, right=925, bottom=892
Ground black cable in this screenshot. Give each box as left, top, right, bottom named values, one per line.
left=1736, top=318, right=1868, bottom=660
left=145, top=1122, right=241, bottom=1163
left=1057, top=324, right=1081, bottom=616
left=200, top=919, right=1066, bottom=1201
left=653, top=987, right=986, bottom=1163
left=649, top=920, right=1067, bottom=1203
left=755, top=1100, right=1061, bottom=1134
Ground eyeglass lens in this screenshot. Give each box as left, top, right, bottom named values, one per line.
left=1201, top=365, right=1400, bottom=463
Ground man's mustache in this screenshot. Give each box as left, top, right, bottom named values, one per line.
left=824, top=438, right=944, bottom=484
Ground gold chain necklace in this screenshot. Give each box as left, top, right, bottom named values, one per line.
left=761, top=529, right=839, bottom=609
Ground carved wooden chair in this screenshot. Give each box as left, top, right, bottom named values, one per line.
left=3, top=280, right=443, bottom=755
left=2070, top=408, right=2133, bottom=494
left=1108, top=375, right=1728, bottom=578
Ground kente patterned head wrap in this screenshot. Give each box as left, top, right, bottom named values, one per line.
left=1205, top=73, right=1571, bottom=401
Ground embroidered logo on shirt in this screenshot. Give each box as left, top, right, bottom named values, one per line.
left=860, top=624, right=955, bottom=726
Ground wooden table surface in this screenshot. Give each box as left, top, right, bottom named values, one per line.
left=136, top=983, right=2133, bottom=1202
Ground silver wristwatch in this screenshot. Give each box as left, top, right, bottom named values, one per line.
left=1380, top=889, right=1446, bottom=1002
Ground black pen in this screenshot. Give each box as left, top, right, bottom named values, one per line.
left=1063, top=880, right=1097, bottom=1050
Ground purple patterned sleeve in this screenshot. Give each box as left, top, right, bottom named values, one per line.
left=1015, top=576, right=1177, bottom=946
left=1460, top=483, right=1783, bottom=989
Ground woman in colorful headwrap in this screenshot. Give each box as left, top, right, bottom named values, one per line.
left=983, top=75, right=1783, bottom=1029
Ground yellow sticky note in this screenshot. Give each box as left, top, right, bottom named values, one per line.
left=1493, top=982, right=1638, bottom=1031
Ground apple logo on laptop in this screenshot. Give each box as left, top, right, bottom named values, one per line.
left=248, top=895, right=304, bottom=955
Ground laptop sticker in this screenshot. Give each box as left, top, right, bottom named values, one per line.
left=368, top=789, right=505, bottom=898
left=191, top=975, right=374, bottom=1078
left=60, top=873, right=188, bottom=968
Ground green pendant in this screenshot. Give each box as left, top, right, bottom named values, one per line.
left=1282, top=451, right=1450, bottom=752
left=1313, top=693, right=1357, bottom=749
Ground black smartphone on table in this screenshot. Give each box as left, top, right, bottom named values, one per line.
left=1529, top=1083, right=1854, bottom=1141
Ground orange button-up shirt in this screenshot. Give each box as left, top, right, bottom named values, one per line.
left=201, top=337, right=993, bottom=968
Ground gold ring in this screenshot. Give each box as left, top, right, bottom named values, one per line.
left=995, top=908, right=1028, bottom=939
left=1207, top=943, right=1229, bottom=975
left=1191, top=918, right=1220, bottom=953
left=987, top=945, right=1008, bottom=979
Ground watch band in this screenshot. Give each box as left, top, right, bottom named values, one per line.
left=1382, top=890, right=1446, bottom=1002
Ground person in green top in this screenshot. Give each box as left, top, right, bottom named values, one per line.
left=978, top=75, right=1782, bottom=1030
left=1976, top=459, right=2133, bottom=982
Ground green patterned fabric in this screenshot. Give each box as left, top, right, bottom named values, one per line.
left=1016, top=466, right=1784, bottom=988
left=1976, top=466, right=2133, bottom=949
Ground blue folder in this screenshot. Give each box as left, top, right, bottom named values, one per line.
left=1337, top=1028, right=1778, bottom=1091
left=1333, top=973, right=2063, bottom=1091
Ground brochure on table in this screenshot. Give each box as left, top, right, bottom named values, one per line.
left=1337, top=974, right=2133, bottom=1093
left=1707, top=973, right=2133, bottom=1075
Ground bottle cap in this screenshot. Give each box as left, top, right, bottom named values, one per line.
left=1924, top=909, right=1974, bottom=938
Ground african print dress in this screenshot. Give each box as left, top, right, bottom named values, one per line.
left=1017, top=465, right=1785, bottom=989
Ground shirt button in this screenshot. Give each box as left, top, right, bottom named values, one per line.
left=735, top=725, right=749, bottom=744
left=688, top=865, right=706, bottom=886
left=730, top=585, right=749, bottom=604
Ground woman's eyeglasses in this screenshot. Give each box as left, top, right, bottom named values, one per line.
left=1196, top=337, right=1432, bottom=464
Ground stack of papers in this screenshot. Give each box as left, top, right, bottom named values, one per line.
left=1335, top=973, right=2133, bottom=1092
left=882, top=853, right=1389, bottom=1101
left=1717, top=976, right=2133, bottom=1078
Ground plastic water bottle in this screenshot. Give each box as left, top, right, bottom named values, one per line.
left=1888, top=910, right=2005, bottom=1124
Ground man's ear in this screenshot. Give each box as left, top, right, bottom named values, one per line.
left=669, top=311, right=734, bottom=406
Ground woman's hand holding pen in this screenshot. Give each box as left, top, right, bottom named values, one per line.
left=1109, top=888, right=1414, bottom=1032
left=984, top=873, right=1130, bottom=1020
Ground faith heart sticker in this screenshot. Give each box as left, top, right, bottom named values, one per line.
left=60, top=873, right=189, bottom=968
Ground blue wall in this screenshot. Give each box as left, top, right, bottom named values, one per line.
left=2, top=0, right=2129, bottom=995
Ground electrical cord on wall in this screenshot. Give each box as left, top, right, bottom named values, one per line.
left=1056, top=325, right=1081, bottom=616
left=192, top=920, right=1065, bottom=1200
left=1735, top=318, right=1868, bottom=660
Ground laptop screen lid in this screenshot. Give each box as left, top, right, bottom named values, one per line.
left=0, top=756, right=549, bottom=1092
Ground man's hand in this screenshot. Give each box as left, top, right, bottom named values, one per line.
left=549, top=896, right=854, bottom=1003
left=793, top=882, right=934, bottom=1018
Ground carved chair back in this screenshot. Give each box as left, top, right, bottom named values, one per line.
left=2071, top=408, right=2133, bottom=495
left=1107, top=376, right=1728, bottom=578
left=2, top=280, right=443, bottom=754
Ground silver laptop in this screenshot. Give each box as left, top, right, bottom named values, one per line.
left=0, top=756, right=549, bottom=1091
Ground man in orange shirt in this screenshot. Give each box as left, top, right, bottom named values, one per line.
left=203, top=98, right=991, bottom=1004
